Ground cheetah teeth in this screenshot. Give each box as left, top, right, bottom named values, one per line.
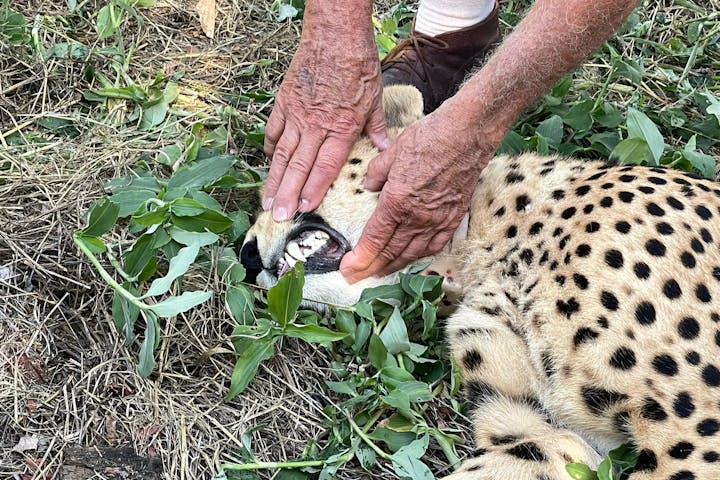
left=286, top=241, right=306, bottom=262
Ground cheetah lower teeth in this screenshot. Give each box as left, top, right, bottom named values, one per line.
left=286, top=241, right=306, bottom=262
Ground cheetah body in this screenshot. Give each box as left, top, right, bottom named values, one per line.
left=241, top=86, right=720, bottom=480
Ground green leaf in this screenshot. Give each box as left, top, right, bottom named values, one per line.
left=626, top=108, right=664, bottom=165
left=124, top=233, right=157, bottom=276
left=137, top=311, right=160, bottom=377
left=610, top=137, right=649, bottom=165
left=168, top=228, right=219, bottom=247
left=683, top=135, right=716, bottom=178
left=167, top=155, right=236, bottom=189
left=143, top=243, right=200, bottom=297
left=325, top=380, right=357, bottom=396
left=132, top=205, right=169, bottom=227
left=368, top=428, right=416, bottom=452
left=189, top=190, right=223, bottom=212
left=267, top=263, right=304, bottom=327
left=149, top=290, right=213, bottom=317
left=76, top=235, right=107, bottom=254
left=369, top=333, right=389, bottom=370
left=141, top=82, right=178, bottom=129
left=390, top=437, right=433, bottom=480
left=356, top=445, right=377, bottom=470
left=91, top=85, right=147, bottom=102
left=497, top=130, right=528, bottom=155
left=226, top=285, right=255, bottom=325
left=594, top=102, right=624, bottom=129
left=112, top=283, right=140, bottom=343
left=566, top=463, right=599, bottom=480
left=284, top=323, right=348, bottom=344
left=109, top=188, right=158, bottom=217
left=169, top=197, right=208, bottom=216
left=379, top=307, right=411, bottom=355
left=82, top=198, right=120, bottom=236
left=170, top=210, right=233, bottom=233
left=382, top=389, right=411, bottom=411
left=380, top=367, right=415, bottom=388
left=615, top=58, right=644, bottom=84
left=46, top=41, right=88, bottom=59
left=226, top=336, right=277, bottom=400
left=395, top=381, right=432, bottom=403
left=96, top=4, right=123, bottom=39
left=227, top=211, right=251, bottom=243
left=563, top=100, right=594, bottom=132
left=156, top=144, right=182, bottom=166
left=535, top=115, right=564, bottom=148
left=701, top=92, right=720, bottom=124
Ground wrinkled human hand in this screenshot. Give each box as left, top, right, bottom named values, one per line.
left=340, top=111, right=498, bottom=283
left=263, top=7, right=390, bottom=222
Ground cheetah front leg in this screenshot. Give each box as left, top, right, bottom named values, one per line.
left=440, top=304, right=601, bottom=479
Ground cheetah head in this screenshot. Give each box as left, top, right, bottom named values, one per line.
left=240, top=85, right=426, bottom=308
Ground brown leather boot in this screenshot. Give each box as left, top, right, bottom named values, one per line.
left=381, top=3, right=500, bottom=113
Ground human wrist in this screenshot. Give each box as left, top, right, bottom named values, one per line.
left=301, top=0, right=375, bottom=53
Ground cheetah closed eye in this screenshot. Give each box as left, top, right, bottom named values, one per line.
left=241, top=85, right=720, bottom=480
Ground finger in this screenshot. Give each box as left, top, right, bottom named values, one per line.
left=364, top=102, right=390, bottom=152
left=363, top=148, right=395, bottom=192
left=263, top=108, right=286, bottom=158
left=374, top=232, right=433, bottom=277
left=272, top=133, right=325, bottom=221
left=262, top=125, right=300, bottom=211
left=298, top=136, right=355, bottom=212
left=340, top=204, right=399, bottom=282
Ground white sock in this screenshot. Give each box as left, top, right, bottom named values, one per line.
left=414, top=0, right=496, bottom=37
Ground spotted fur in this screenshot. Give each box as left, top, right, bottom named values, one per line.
left=242, top=86, right=720, bottom=479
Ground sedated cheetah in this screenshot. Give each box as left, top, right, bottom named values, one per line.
left=241, top=85, right=720, bottom=480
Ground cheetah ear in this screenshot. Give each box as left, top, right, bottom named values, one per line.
left=382, top=85, right=424, bottom=129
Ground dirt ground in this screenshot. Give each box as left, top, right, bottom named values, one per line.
left=0, top=1, right=463, bottom=479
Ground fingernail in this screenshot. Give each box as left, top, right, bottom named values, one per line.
left=262, top=197, right=274, bottom=211
left=273, top=206, right=290, bottom=222
left=298, top=198, right=311, bottom=212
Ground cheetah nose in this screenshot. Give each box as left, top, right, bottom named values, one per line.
left=240, top=237, right=262, bottom=284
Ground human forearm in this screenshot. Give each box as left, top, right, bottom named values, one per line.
left=300, top=0, right=375, bottom=53
left=441, top=0, right=638, bottom=151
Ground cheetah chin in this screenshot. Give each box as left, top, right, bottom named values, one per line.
left=242, top=85, right=720, bottom=480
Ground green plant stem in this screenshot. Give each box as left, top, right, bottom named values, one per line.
left=221, top=457, right=347, bottom=471
left=347, top=416, right=392, bottom=460
left=73, top=233, right=149, bottom=311
left=105, top=247, right=137, bottom=282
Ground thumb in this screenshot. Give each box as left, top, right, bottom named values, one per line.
left=363, top=148, right=395, bottom=192
left=364, top=102, right=390, bottom=153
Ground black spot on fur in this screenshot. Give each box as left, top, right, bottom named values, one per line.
left=668, top=442, right=694, bottom=459
left=615, top=221, right=631, bottom=234
left=656, top=222, right=674, bottom=235
left=635, top=302, right=656, bottom=326
left=561, top=207, right=577, bottom=219
left=585, top=221, right=600, bottom=233
left=601, top=291, right=619, bottom=311
left=349, top=158, right=362, bottom=165
left=686, top=351, right=701, bottom=365
left=556, top=298, right=580, bottom=318
left=704, top=451, right=719, bottom=462
left=465, top=381, right=496, bottom=404
left=600, top=196, right=613, bottom=208
left=551, top=189, right=565, bottom=200
left=663, top=279, right=682, bottom=299
left=696, top=205, right=713, bottom=220
left=609, top=346, right=635, bottom=370
left=576, top=244, right=591, bottom=257
left=702, top=364, right=720, bottom=387
left=491, top=434, right=517, bottom=445
left=573, top=327, right=599, bottom=347
left=646, top=202, right=665, bottom=216
left=634, top=262, right=651, bottom=279
left=648, top=176, right=667, bottom=185
left=701, top=228, right=713, bottom=243
left=506, top=442, right=547, bottom=462
left=462, top=350, right=483, bottom=370
left=529, top=222, right=543, bottom=235
left=582, top=386, right=628, bottom=415
left=652, top=354, right=679, bottom=376
left=634, top=449, right=658, bottom=472
left=667, top=196, right=684, bottom=210
left=516, top=194, right=531, bottom=211
left=576, top=185, right=591, bottom=196
left=678, top=317, right=700, bottom=340
left=673, top=392, right=695, bottom=418
left=638, top=186, right=655, bottom=194
left=681, top=252, right=696, bottom=269
left=691, top=238, right=705, bottom=253
left=641, top=397, right=668, bottom=420
left=645, top=239, right=666, bottom=256
left=573, top=273, right=589, bottom=290
left=696, top=284, right=711, bottom=303
left=505, top=172, right=525, bottom=184
left=605, top=249, right=624, bottom=268
left=669, top=471, right=695, bottom=480
left=697, top=418, right=720, bottom=436
left=494, top=206, right=506, bottom=217
left=506, top=225, right=518, bottom=238
left=618, top=191, right=635, bottom=203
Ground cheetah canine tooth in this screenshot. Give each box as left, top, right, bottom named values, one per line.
left=286, top=241, right=306, bottom=262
